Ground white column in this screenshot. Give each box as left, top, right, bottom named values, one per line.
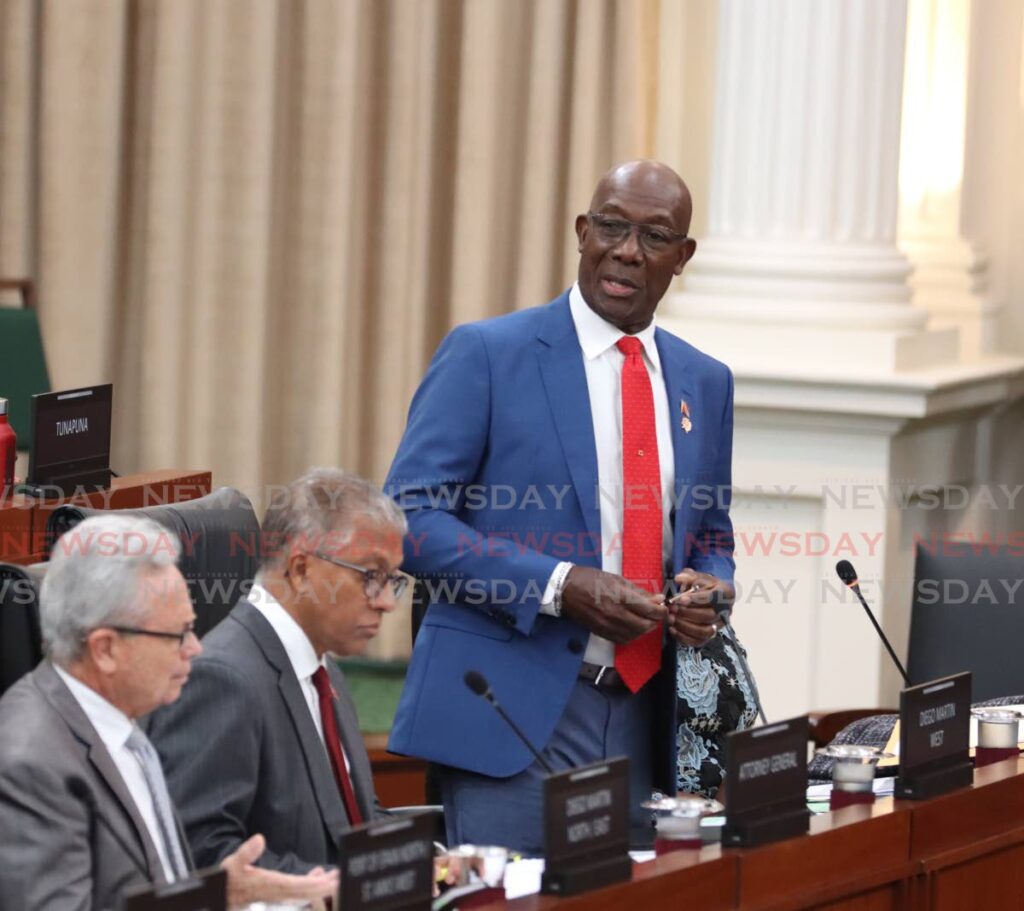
left=656, top=0, right=1024, bottom=717
left=899, top=0, right=996, bottom=361
left=666, top=0, right=957, bottom=373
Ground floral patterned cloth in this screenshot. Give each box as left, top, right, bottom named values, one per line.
left=674, top=625, right=758, bottom=797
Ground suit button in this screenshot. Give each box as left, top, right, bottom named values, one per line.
left=567, top=638, right=584, bottom=654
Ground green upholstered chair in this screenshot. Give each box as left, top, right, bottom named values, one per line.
left=0, top=279, right=51, bottom=452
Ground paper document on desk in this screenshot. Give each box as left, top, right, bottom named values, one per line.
left=806, top=777, right=896, bottom=803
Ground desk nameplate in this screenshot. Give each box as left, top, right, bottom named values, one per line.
left=541, top=757, right=632, bottom=897
left=895, top=672, right=972, bottom=800
left=722, top=715, right=810, bottom=847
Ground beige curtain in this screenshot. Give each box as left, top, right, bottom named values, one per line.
left=0, top=0, right=676, bottom=655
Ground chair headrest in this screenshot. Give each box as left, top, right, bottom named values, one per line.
left=46, top=487, right=261, bottom=636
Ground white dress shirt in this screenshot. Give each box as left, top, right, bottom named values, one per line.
left=248, top=582, right=351, bottom=770
left=54, top=665, right=176, bottom=881
left=541, top=283, right=675, bottom=666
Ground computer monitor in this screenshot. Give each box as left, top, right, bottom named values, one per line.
left=27, top=384, right=112, bottom=495
left=907, top=541, right=1024, bottom=701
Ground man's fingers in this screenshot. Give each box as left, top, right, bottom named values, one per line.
left=622, top=597, right=668, bottom=622
left=225, top=833, right=265, bottom=869
left=673, top=568, right=703, bottom=589
left=667, top=610, right=718, bottom=646
left=670, top=605, right=718, bottom=625
left=258, top=869, right=339, bottom=901
left=679, top=588, right=719, bottom=606
left=601, top=614, right=659, bottom=644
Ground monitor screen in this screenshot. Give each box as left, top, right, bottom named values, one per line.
left=908, top=542, right=1024, bottom=701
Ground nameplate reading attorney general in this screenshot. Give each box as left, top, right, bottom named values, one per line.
left=337, top=812, right=434, bottom=911
left=541, top=757, right=631, bottom=897
left=722, top=715, right=810, bottom=848
left=895, top=672, right=972, bottom=800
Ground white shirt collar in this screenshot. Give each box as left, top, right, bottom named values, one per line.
left=54, top=663, right=135, bottom=750
left=249, top=581, right=325, bottom=681
left=569, top=282, right=662, bottom=373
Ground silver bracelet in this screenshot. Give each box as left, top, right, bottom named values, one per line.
left=550, top=563, right=574, bottom=617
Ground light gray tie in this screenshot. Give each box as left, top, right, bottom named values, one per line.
left=125, top=726, right=188, bottom=880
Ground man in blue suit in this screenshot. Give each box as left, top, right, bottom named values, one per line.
left=386, top=160, right=736, bottom=853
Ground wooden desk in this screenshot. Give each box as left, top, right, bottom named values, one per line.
left=364, top=733, right=429, bottom=808
left=734, top=802, right=913, bottom=910
left=471, top=758, right=1024, bottom=911
left=503, top=849, right=737, bottom=911
left=0, top=469, right=213, bottom=564
left=908, top=756, right=1024, bottom=910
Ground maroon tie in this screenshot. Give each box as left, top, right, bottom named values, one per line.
left=312, top=667, right=364, bottom=826
left=614, top=336, right=664, bottom=693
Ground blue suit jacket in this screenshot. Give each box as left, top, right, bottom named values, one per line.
left=386, top=291, right=735, bottom=792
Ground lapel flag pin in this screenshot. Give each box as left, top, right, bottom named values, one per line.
left=680, top=400, right=692, bottom=434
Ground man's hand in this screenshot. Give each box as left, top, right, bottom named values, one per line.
left=560, top=566, right=666, bottom=644
left=221, top=834, right=338, bottom=910
left=667, top=569, right=736, bottom=647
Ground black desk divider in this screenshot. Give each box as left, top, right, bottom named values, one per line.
left=120, top=868, right=226, bottom=910
left=722, top=715, right=810, bottom=848
left=540, top=757, right=632, bottom=896
left=895, top=672, right=972, bottom=800
left=337, top=811, right=434, bottom=911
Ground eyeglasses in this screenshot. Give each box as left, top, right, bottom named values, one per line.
left=109, top=622, right=197, bottom=648
left=586, top=212, right=688, bottom=254
left=311, top=552, right=409, bottom=600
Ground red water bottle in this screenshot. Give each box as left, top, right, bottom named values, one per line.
left=0, top=397, right=16, bottom=493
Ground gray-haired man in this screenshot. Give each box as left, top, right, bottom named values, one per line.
left=0, top=513, right=337, bottom=911
left=148, top=467, right=406, bottom=872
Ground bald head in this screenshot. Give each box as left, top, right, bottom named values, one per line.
left=575, top=159, right=697, bottom=334
left=589, top=160, right=693, bottom=235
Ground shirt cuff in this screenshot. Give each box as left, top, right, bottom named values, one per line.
left=539, top=562, right=574, bottom=616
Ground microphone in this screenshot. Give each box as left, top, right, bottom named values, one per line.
left=835, top=560, right=910, bottom=687
left=463, top=670, right=555, bottom=774
left=67, top=776, right=151, bottom=877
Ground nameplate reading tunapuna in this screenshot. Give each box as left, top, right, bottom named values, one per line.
left=895, top=672, right=972, bottom=800
left=541, top=757, right=632, bottom=897
left=722, top=715, right=810, bottom=848
left=337, top=812, right=434, bottom=911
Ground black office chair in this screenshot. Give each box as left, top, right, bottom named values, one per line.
left=46, top=487, right=261, bottom=637
left=0, top=561, right=44, bottom=694
left=808, top=694, right=1024, bottom=781
left=907, top=542, right=1024, bottom=701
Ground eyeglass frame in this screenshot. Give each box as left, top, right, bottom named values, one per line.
left=108, top=622, right=197, bottom=648
left=585, top=211, right=689, bottom=254
left=310, top=552, right=409, bottom=600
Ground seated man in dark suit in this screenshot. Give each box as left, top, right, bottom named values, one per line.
left=148, top=467, right=405, bottom=871
left=0, top=513, right=337, bottom=911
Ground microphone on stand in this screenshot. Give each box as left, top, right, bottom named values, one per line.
left=463, top=670, right=555, bottom=774
left=835, top=560, right=910, bottom=687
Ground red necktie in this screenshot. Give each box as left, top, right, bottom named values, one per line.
left=312, top=667, right=364, bottom=826
left=614, top=336, right=664, bottom=693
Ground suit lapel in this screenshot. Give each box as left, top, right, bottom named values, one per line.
left=536, top=297, right=602, bottom=553
left=236, top=605, right=350, bottom=838
left=655, top=329, right=696, bottom=576
left=34, top=663, right=164, bottom=882
left=172, top=809, right=195, bottom=872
